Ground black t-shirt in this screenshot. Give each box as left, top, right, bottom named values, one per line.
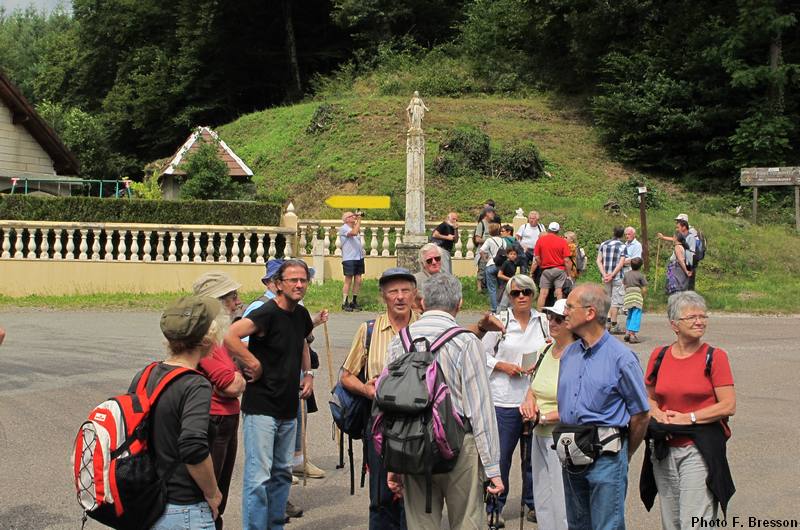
left=128, top=363, right=213, bottom=505
left=434, top=222, right=457, bottom=252
left=242, top=299, right=313, bottom=419
left=500, top=259, right=517, bottom=280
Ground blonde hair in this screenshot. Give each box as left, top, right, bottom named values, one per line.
left=564, top=231, right=577, bottom=244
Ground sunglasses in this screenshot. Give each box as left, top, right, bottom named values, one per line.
left=509, top=288, right=533, bottom=298
left=425, top=256, right=442, bottom=265
left=547, top=313, right=566, bottom=324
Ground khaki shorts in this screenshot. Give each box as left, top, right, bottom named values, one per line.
left=606, top=279, right=625, bottom=308
left=540, top=267, right=567, bottom=290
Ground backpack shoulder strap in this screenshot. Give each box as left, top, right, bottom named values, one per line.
left=538, top=223, right=545, bottom=232
left=705, top=346, right=715, bottom=378
left=364, top=319, right=377, bottom=352
left=430, top=327, right=470, bottom=352
left=144, top=365, right=197, bottom=406
left=135, top=361, right=160, bottom=396
left=647, top=346, right=670, bottom=385
left=530, top=342, right=554, bottom=380
left=399, top=326, right=414, bottom=353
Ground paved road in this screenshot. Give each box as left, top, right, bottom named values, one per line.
left=0, top=309, right=798, bottom=529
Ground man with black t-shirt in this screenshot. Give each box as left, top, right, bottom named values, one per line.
left=224, top=260, right=314, bottom=530
left=431, top=212, right=458, bottom=273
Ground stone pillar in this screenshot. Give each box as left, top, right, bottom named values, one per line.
left=512, top=208, right=527, bottom=233
left=397, top=101, right=428, bottom=273
left=281, top=202, right=299, bottom=259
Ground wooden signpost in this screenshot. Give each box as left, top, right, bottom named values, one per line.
left=740, top=167, right=800, bottom=232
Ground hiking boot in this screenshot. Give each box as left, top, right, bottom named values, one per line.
left=350, top=301, right=363, bottom=312
left=623, top=333, right=631, bottom=342
left=526, top=508, right=537, bottom=523
left=629, top=335, right=641, bottom=344
left=285, top=501, right=303, bottom=518
left=342, top=301, right=353, bottom=312
left=609, top=324, right=624, bottom=335
left=293, top=461, right=326, bottom=479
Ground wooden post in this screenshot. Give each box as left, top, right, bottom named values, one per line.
left=638, top=189, right=649, bottom=271
left=752, top=187, right=758, bottom=224
left=795, top=185, right=800, bottom=233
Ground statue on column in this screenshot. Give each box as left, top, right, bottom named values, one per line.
left=406, top=91, right=429, bottom=131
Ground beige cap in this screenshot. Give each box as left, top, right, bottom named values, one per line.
left=674, top=213, right=689, bottom=223
left=192, top=271, right=241, bottom=299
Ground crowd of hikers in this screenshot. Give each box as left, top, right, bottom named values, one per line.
left=71, top=205, right=732, bottom=530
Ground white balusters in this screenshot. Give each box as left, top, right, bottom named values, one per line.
left=256, top=233, right=265, bottom=264
left=53, top=229, right=63, bottom=260
left=299, top=226, right=308, bottom=257
left=143, top=231, right=152, bottom=262
left=381, top=229, right=391, bottom=256
left=25, top=228, right=36, bottom=259
left=105, top=230, right=114, bottom=261
left=369, top=229, right=378, bottom=256
left=180, top=232, right=190, bottom=263
left=359, top=232, right=366, bottom=253
left=2, top=230, right=10, bottom=258
left=91, top=229, right=101, bottom=260
left=267, top=236, right=277, bottom=261
left=192, top=232, right=202, bottom=263
left=13, top=228, right=23, bottom=259
left=454, top=234, right=463, bottom=258
left=40, top=229, right=49, bottom=260
left=66, top=230, right=76, bottom=260
left=155, top=231, right=165, bottom=261
left=167, top=232, right=177, bottom=262
left=230, top=233, right=240, bottom=263
left=205, top=233, right=215, bottom=262
left=284, top=235, right=293, bottom=258
left=466, top=236, right=475, bottom=259
left=323, top=228, right=331, bottom=256
left=79, top=229, right=88, bottom=260
left=242, top=233, right=252, bottom=263
left=334, top=229, right=342, bottom=256
left=129, top=231, right=139, bottom=261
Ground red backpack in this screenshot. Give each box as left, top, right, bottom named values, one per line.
left=72, top=362, right=195, bottom=529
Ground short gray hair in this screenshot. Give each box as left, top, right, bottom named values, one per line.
left=504, top=274, right=537, bottom=299
left=667, top=291, right=707, bottom=322
left=418, top=243, right=442, bottom=264
left=422, top=273, right=462, bottom=312
left=577, top=283, right=611, bottom=325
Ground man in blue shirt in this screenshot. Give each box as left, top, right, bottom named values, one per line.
left=559, top=283, right=650, bottom=530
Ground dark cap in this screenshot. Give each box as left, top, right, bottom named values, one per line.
left=160, top=296, right=220, bottom=342
left=378, top=267, right=416, bottom=286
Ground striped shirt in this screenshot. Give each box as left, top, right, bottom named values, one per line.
left=598, top=238, right=626, bottom=280
left=342, top=312, right=420, bottom=380
left=387, top=310, right=501, bottom=479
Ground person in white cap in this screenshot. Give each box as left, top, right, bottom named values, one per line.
left=531, top=221, right=573, bottom=311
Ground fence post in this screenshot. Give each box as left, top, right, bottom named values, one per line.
left=281, top=202, right=299, bottom=259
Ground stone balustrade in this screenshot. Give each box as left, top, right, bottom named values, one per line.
left=0, top=220, right=296, bottom=263
left=296, top=219, right=475, bottom=259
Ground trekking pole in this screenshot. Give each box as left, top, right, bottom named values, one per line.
left=654, top=239, right=662, bottom=293
left=323, top=322, right=341, bottom=447
left=301, top=401, right=308, bottom=488
left=519, top=420, right=531, bottom=530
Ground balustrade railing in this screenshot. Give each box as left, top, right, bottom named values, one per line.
left=0, top=221, right=295, bottom=263
left=296, top=219, right=475, bottom=259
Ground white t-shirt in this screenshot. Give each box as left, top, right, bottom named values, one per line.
left=516, top=223, right=545, bottom=251
left=482, top=309, right=549, bottom=407
left=479, top=236, right=506, bottom=260
left=338, top=223, right=364, bottom=261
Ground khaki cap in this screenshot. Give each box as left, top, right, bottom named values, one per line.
left=192, top=272, right=241, bottom=299
left=160, top=296, right=220, bottom=342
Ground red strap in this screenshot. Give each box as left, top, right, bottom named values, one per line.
left=135, top=362, right=159, bottom=396
left=145, top=365, right=196, bottom=407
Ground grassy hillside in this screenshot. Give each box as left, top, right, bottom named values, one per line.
left=216, top=94, right=800, bottom=313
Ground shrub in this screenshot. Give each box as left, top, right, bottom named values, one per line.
left=179, top=140, right=242, bottom=200
left=434, top=127, right=491, bottom=177
left=611, top=174, right=664, bottom=210
left=491, top=142, right=545, bottom=181
left=0, top=195, right=282, bottom=226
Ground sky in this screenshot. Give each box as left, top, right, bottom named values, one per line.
left=1, top=0, right=69, bottom=13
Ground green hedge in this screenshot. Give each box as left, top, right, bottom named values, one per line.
left=0, top=195, right=283, bottom=225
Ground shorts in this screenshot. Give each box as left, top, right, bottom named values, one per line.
left=342, top=259, right=365, bottom=277
left=606, top=278, right=625, bottom=308
left=540, top=267, right=567, bottom=290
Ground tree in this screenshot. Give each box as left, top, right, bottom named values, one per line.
left=179, top=140, right=241, bottom=200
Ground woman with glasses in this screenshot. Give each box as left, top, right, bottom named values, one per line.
left=520, top=298, right=574, bottom=530
left=481, top=274, right=549, bottom=526
left=414, top=244, right=444, bottom=311
left=640, top=291, right=736, bottom=529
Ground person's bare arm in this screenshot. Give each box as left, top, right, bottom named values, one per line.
left=646, top=385, right=667, bottom=423
left=341, top=368, right=376, bottom=399
left=0, top=326, right=5, bottom=346
left=216, top=371, right=246, bottom=398
left=627, top=411, right=650, bottom=460
left=666, top=386, right=736, bottom=425
left=186, top=456, right=223, bottom=520
left=223, top=319, right=262, bottom=380
left=300, top=340, right=313, bottom=399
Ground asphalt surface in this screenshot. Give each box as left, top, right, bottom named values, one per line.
left=0, top=309, right=798, bottom=529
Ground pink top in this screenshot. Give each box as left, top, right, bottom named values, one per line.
left=198, top=344, right=241, bottom=416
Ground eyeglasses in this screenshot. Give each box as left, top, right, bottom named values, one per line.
left=547, top=313, right=565, bottom=324
left=677, top=314, right=708, bottom=323
left=509, top=288, right=533, bottom=298
left=280, top=277, right=309, bottom=285
left=425, top=256, right=442, bottom=265
left=565, top=304, right=592, bottom=311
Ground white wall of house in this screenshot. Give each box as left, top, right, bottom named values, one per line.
left=0, top=103, right=56, bottom=178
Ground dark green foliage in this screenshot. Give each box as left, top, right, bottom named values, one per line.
left=434, top=127, right=491, bottom=176
left=491, top=142, right=545, bottom=181
left=611, top=175, right=664, bottom=210
left=0, top=195, right=282, bottom=226
left=179, top=140, right=241, bottom=200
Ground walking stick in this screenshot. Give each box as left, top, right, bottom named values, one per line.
left=520, top=420, right=532, bottom=530
left=653, top=239, right=662, bottom=293
left=301, top=401, right=308, bottom=488
left=323, top=322, right=341, bottom=448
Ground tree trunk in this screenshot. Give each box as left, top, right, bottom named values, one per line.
left=282, top=0, right=302, bottom=101
left=769, top=31, right=783, bottom=113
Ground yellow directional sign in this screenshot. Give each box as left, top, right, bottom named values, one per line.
left=324, top=195, right=391, bottom=209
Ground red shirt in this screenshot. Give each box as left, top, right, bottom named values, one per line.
left=646, top=343, right=734, bottom=446
left=533, top=233, right=571, bottom=270
left=198, top=344, right=241, bottom=416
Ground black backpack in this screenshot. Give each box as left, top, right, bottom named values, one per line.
left=648, top=345, right=714, bottom=385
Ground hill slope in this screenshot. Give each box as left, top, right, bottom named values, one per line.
left=218, top=94, right=800, bottom=313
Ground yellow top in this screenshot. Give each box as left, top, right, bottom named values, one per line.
left=342, top=312, right=420, bottom=380
left=531, top=343, right=561, bottom=438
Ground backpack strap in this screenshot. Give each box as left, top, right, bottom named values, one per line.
left=399, top=326, right=414, bottom=353
left=364, top=319, right=376, bottom=352
left=430, top=327, right=470, bottom=352
left=705, top=346, right=715, bottom=378
left=134, top=362, right=159, bottom=396
left=530, top=342, right=554, bottom=381
left=647, top=346, right=670, bottom=385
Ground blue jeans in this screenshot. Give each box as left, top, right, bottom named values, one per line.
left=485, top=263, right=499, bottom=312
left=151, top=502, right=215, bottom=530
left=489, top=406, right=534, bottom=514
left=563, top=439, right=629, bottom=530
left=242, top=413, right=297, bottom=530
left=626, top=307, right=642, bottom=333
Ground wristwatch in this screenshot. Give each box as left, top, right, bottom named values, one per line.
left=690, top=412, right=697, bottom=424
left=304, top=370, right=315, bottom=378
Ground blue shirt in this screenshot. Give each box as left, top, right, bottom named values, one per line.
left=557, top=332, right=649, bottom=427
left=623, top=238, right=643, bottom=273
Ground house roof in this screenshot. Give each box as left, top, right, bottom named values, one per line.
left=0, top=69, right=80, bottom=175
left=162, top=126, right=253, bottom=178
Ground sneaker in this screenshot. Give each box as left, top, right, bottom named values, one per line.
left=292, top=474, right=299, bottom=485
left=609, top=324, right=624, bottom=335
left=342, top=301, right=353, bottom=312
left=629, top=335, right=641, bottom=344
left=292, top=461, right=326, bottom=479
left=487, top=513, right=505, bottom=528
left=350, top=301, right=363, bottom=312
left=526, top=508, right=537, bottom=523
left=623, top=334, right=631, bottom=342
left=285, top=501, right=303, bottom=518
